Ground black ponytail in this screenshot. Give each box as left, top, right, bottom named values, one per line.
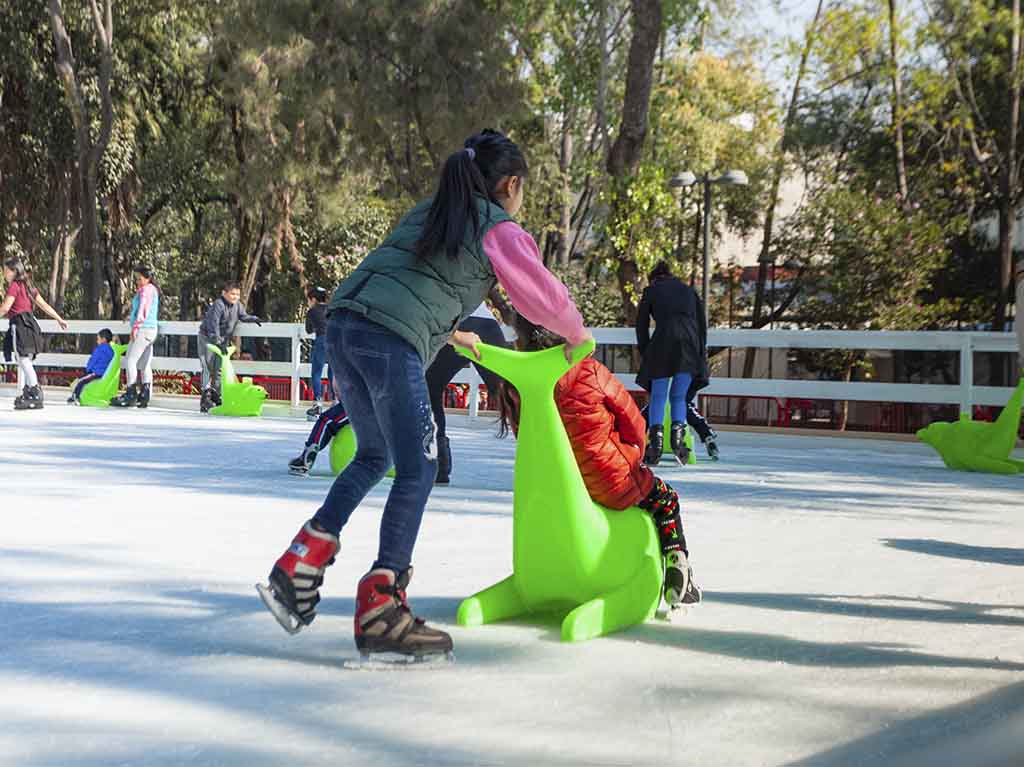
left=3, top=257, right=35, bottom=294
left=415, top=129, right=529, bottom=262
left=134, top=263, right=160, bottom=294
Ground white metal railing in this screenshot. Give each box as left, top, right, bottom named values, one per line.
left=5, top=321, right=1019, bottom=415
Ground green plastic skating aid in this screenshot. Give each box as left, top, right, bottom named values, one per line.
left=917, top=374, right=1024, bottom=474
left=661, top=409, right=696, bottom=464
left=455, top=340, right=663, bottom=642
left=79, top=343, right=129, bottom=408
left=207, top=344, right=268, bottom=417
left=328, top=423, right=396, bottom=479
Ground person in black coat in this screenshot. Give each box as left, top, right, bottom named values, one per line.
left=636, top=261, right=709, bottom=464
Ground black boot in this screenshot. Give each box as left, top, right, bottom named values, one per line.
left=211, top=387, right=222, bottom=406
left=705, top=434, right=720, bottom=461
left=200, top=388, right=214, bottom=413
left=288, top=445, right=319, bottom=476
left=435, top=435, right=452, bottom=485
left=136, top=384, right=151, bottom=409
left=644, top=425, right=663, bottom=466
left=670, top=421, right=691, bottom=465
left=15, top=385, right=43, bottom=410
left=110, top=384, right=138, bottom=408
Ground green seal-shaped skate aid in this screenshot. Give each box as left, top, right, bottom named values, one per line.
left=329, top=423, right=396, bottom=478
left=661, top=409, right=696, bottom=464
left=79, top=343, right=129, bottom=408
left=456, top=340, right=663, bottom=642
left=917, top=374, right=1024, bottom=474
left=207, top=344, right=268, bottom=417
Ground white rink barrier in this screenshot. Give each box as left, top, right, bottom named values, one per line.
left=4, top=320, right=1019, bottom=414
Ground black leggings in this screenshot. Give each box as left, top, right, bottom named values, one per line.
left=425, top=316, right=507, bottom=443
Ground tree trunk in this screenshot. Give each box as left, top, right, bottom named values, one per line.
left=887, top=0, right=909, bottom=203
left=595, top=0, right=611, bottom=158
left=47, top=0, right=115, bottom=320
left=608, top=0, right=663, bottom=322
left=996, top=0, right=1021, bottom=332
left=557, top=112, right=574, bottom=266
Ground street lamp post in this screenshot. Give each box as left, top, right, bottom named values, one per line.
left=669, top=169, right=749, bottom=314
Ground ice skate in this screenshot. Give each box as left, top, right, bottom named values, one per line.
left=351, top=567, right=454, bottom=667
left=199, top=388, right=214, bottom=414
left=644, top=425, right=663, bottom=466
left=136, top=383, right=151, bottom=409
left=288, top=445, right=319, bottom=476
left=257, top=520, right=339, bottom=634
left=705, top=435, right=720, bottom=461
left=14, top=385, right=44, bottom=411
left=663, top=550, right=701, bottom=608
left=110, top=384, right=138, bottom=408
left=306, top=403, right=322, bottom=422
left=435, top=435, right=451, bottom=485
left=670, top=422, right=691, bottom=466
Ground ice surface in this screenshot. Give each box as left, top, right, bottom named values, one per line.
left=1, top=392, right=1022, bottom=766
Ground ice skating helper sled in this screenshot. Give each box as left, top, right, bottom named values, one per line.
left=456, top=340, right=663, bottom=642
left=206, top=344, right=268, bottom=417
left=79, top=343, right=129, bottom=408
left=328, top=423, right=395, bottom=478
left=917, top=375, right=1024, bottom=474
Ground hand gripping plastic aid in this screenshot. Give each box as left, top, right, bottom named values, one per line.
left=455, top=340, right=663, bottom=642
left=79, top=343, right=129, bottom=408
left=328, top=422, right=397, bottom=479
left=917, top=375, right=1024, bottom=475
left=206, top=344, right=268, bottom=417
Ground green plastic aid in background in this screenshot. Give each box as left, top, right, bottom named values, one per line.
left=455, top=340, right=663, bottom=642
left=206, top=344, right=268, bottom=417
left=79, top=343, right=129, bottom=408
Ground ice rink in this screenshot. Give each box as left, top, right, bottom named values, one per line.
left=1, top=394, right=1022, bottom=766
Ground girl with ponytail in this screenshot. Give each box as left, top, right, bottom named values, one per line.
left=259, top=129, right=592, bottom=662
left=1, top=257, right=69, bottom=410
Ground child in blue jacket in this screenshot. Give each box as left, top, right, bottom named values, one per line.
left=68, top=329, right=116, bottom=404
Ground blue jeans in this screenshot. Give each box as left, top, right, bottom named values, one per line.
left=310, top=335, right=329, bottom=400
left=312, top=311, right=437, bottom=573
left=650, top=373, right=693, bottom=426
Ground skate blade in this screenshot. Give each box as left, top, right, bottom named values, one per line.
left=656, top=605, right=690, bottom=623
left=255, top=582, right=304, bottom=635
left=343, top=650, right=455, bottom=671
left=288, top=468, right=310, bottom=477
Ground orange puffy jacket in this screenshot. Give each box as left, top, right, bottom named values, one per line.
left=555, top=358, right=655, bottom=510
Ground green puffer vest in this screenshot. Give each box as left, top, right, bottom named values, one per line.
left=330, top=197, right=512, bottom=363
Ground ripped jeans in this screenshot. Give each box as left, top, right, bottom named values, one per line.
left=312, top=310, right=437, bottom=573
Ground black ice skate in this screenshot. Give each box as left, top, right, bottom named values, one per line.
left=136, top=383, right=151, bottom=409
left=349, top=567, right=454, bottom=668
left=110, top=384, right=138, bottom=407
left=14, top=385, right=43, bottom=410
left=644, top=425, right=663, bottom=466
left=199, top=388, right=214, bottom=413
left=435, top=435, right=451, bottom=485
left=306, top=403, right=322, bottom=422
left=705, top=435, right=720, bottom=461
left=670, top=422, right=691, bottom=466
left=288, top=445, right=319, bottom=476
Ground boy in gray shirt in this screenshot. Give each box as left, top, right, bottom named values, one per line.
left=198, top=280, right=262, bottom=412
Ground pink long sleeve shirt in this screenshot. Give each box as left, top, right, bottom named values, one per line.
left=483, top=221, right=588, bottom=346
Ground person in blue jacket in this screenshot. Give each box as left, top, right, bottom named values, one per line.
left=67, top=329, right=116, bottom=404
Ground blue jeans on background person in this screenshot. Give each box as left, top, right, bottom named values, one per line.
left=312, top=311, right=437, bottom=574
left=309, top=335, right=330, bottom=400
left=650, top=373, right=694, bottom=426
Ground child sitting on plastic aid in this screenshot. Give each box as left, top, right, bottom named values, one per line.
left=67, top=328, right=115, bottom=405
left=497, top=315, right=702, bottom=607
left=288, top=400, right=350, bottom=476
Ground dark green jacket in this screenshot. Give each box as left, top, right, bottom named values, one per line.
left=330, top=197, right=511, bottom=363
